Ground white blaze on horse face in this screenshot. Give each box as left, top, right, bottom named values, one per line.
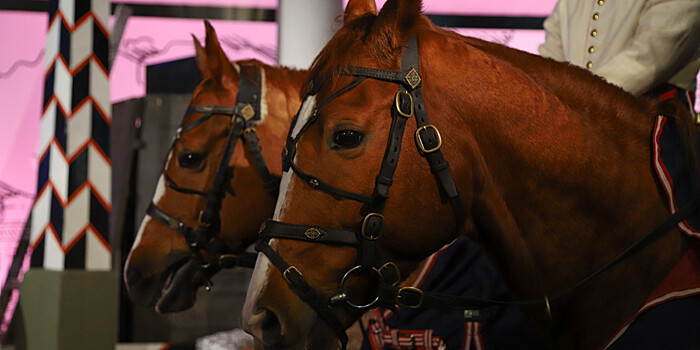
left=125, top=152, right=172, bottom=266
left=243, top=95, right=316, bottom=334
left=259, top=66, right=268, bottom=125
left=275, top=94, right=316, bottom=219
left=289, top=95, right=317, bottom=140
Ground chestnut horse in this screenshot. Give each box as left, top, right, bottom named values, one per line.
left=243, top=0, right=700, bottom=349
left=124, top=21, right=305, bottom=313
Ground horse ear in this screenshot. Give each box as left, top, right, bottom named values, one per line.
left=375, top=0, right=422, bottom=46
left=203, top=20, right=236, bottom=83
left=344, top=0, right=377, bottom=23
left=192, top=34, right=209, bottom=78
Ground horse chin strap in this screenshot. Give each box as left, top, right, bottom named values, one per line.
left=147, top=64, right=280, bottom=291
left=255, top=36, right=466, bottom=349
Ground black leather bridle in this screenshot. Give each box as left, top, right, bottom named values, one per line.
left=146, top=64, right=279, bottom=290
left=254, top=36, right=468, bottom=348
left=253, top=35, right=700, bottom=349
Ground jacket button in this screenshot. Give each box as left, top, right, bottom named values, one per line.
left=588, top=46, right=596, bottom=53
left=593, top=12, right=600, bottom=20
left=591, top=29, right=598, bottom=37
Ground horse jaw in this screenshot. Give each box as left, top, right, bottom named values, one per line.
left=124, top=152, right=201, bottom=312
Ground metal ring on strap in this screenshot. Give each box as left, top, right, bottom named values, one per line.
left=395, top=90, right=414, bottom=118
left=415, top=125, right=442, bottom=153
left=396, top=286, right=424, bottom=309
left=339, top=265, right=383, bottom=309
left=361, top=213, right=384, bottom=240
left=283, top=266, right=302, bottom=285
left=378, top=261, right=401, bottom=286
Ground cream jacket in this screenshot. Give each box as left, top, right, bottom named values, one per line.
left=539, top=0, right=700, bottom=96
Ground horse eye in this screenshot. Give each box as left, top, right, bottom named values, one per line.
left=178, top=152, right=206, bottom=169
left=333, top=130, right=363, bottom=149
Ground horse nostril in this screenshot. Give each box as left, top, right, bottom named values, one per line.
left=126, top=268, right=143, bottom=287
left=260, top=308, right=283, bottom=345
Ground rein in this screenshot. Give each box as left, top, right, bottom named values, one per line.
left=146, top=64, right=279, bottom=290
left=253, top=34, right=700, bottom=349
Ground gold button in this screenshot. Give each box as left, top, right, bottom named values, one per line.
left=588, top=46, right=596, bottom=53
left=598, top=0, right=605, bottom=5
left=593, top=12, right=600, bottom=20
left=586, top=61, right=593, bottom=69
left=591, top=29, right=598, bottom=37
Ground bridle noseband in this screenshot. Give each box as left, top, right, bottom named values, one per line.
left=146, top=64, right=280, bottom=290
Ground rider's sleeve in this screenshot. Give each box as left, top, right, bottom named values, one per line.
left=538, top=0, right=566, bottom=62
left=594, top=0, right=700, bottom=95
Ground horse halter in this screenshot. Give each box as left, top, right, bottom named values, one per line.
left=146, top=64, right=279, bottom=290
left=254, top=36, right=468, bottom=348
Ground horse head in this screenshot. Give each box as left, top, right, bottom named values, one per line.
left=243, top=1, right=471, bottom=348
left=124, top=20, right=304, bottom=313
left=244, top=0, right=693, bottom=348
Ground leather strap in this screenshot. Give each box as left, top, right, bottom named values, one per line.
left=402, top=36, right=466, bottom=230
left=255, top=238, right=349, bottom=349
left=147, top=202, right=196, bottom=245
left=259, top=219, right=361, bottom=248
left=243, top=129, right=279, bottom=197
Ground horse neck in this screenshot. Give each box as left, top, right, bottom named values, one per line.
left=419, top=30, right=687, bottom=345
left=266, top=65, right=307, bottom=120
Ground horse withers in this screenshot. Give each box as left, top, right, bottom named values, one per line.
left=243, top=0, right=700, bottom=349
left=123, top=21, right=305, bottom=313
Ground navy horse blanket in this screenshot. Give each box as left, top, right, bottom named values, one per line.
left=605, top=113, right=700, bottom=349
left=360, top=239, right=547, bottom=350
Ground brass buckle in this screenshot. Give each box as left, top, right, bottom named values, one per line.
left=240, top=104, right=255, bottom=121
left=378, top=262, right=401, bottom=286
left=396, top=287, right=424, bottom=309
left=218, top=254, right=238, bottom=266
left=414, top=125, right=442, bottom=153
left=198, top=210, right=212, bottom=227
left=361, top=213, right=384, bottom=240
left=394, top=90, right=413, bottom=118
left=283, top=266, right=301, bottom=285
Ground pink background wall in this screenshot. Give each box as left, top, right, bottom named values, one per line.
left=0, top=1, right=698, bottom=332
left=111, top=17, right=278, bottom=102
left=112, top=0, right=278, bottom=9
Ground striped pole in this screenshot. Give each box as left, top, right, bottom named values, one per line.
left=20, top=1, right=115, bottom=349
left=30, top=0, right=111, bottom=270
